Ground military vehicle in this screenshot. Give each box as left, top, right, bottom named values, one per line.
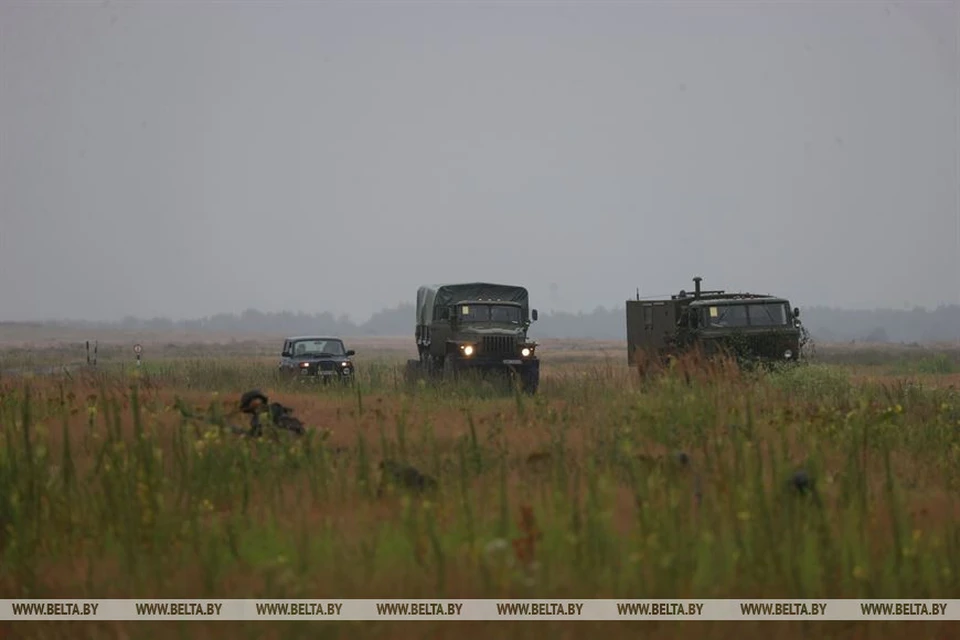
left=626, top=276, right=805, bottom=368
left=409, top=282, right=540, bottom=393
left=278, top=335, right=356, bottom=384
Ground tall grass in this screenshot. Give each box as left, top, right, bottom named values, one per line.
left=0, top=354, right=959, bottom=638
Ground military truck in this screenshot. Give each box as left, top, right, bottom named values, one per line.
left=626, top=276, right=804, bottom=368
left=408, top=282, right=541, bottom=393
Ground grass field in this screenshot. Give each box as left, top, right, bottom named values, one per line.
left=1, top=335, right=960, bottom=639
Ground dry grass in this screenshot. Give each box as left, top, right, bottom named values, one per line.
left=1, top=338, right=960, bottom=638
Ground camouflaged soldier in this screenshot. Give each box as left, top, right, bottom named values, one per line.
left=376, top=459, right=438, bottom=497
left=238, top=389, right=305, bottom=437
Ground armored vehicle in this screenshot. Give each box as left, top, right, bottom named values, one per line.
left=278, top=335, right=356, bottom=384
left=626, top=276, right=804, bottom=368
left=409, top=282, right=540, bottom=393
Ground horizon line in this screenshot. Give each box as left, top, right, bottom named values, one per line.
left=3, top=300, right=959, bottom=326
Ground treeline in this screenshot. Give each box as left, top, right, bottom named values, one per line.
left=14, top=303, right=960, bottom=344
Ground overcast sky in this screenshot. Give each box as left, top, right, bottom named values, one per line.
left=1, top=0, right=957, bottom=322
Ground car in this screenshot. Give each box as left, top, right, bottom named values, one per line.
left=278, top=335, right=356, bottom=384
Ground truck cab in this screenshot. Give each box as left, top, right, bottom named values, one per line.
left=412, top=282, right=541, bottom=393
left=440, top=299, right=538, bottom=364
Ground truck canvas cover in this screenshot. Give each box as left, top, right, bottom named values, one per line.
left=416, top=283, right=530, bottom=327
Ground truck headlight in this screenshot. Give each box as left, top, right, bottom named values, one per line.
left=462, top=345, right=474, bottom=356
left=521, top=347, right=531, bottom=357
left=783, top=349, right=793, bottom=359
left=300, top=362, right=310, bottom=368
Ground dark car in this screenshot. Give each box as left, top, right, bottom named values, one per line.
left=279, top=336, right=356, bottom=384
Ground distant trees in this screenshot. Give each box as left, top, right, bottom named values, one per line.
left=17, top=303, right=960, bottom=344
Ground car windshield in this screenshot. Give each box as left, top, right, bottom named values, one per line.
left=458, top=304, right=522, bottom=324
left=701, top=302, right=790, bottom=328
left=290, top=339, right=345, bottom=356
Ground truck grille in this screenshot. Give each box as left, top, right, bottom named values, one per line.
left=707, top=333, right=797, bottom=359
left=482, top=336, right=517, bottom=355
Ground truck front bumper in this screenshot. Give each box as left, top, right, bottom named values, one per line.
left=451, top=357, right=538, bottom=372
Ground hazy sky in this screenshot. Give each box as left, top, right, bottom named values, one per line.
left=1, top=0, right=957, bottom=323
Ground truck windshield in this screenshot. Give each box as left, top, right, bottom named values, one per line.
left=747, top=303, right=791, bottom=327
left=702, top=303, right=790, bottom=328
left=291, top=339, right=346, bottom=356
left=458, top=304, right=522, bottom=324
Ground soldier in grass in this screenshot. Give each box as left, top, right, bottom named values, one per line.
left=237, top=389, right=305, bottom=437
left=376, top=459, right=437, bottom=497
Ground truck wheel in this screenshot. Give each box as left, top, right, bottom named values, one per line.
left=441, top=356, right=459, bottom=382
left=422, top=356, right=442, bottom=381
left=404, top=359, right=423, bottom=385
left=520, top=363, right=540, bottom=395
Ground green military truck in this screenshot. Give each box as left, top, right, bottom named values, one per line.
left=626, top=276, right=805, bottom=369
left=408, top=282, right=541, bottom=393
